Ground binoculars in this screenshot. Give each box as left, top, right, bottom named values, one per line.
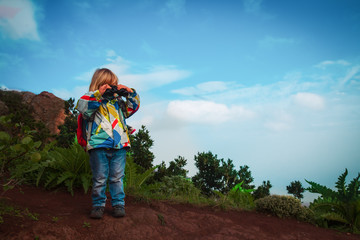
left=102, top=85, right=129, bottom=100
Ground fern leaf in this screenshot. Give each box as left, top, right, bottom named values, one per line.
left=64, top=178, right=75, bottom=196
left=44, top=173, right=58, bottom=188
left=137, top=165, right=158, bottom=187
left=80, top=173, right=92, bottom=194
left=335, top=168, right=348, bottom=199
left=347, top=173, right=360, bottom=201
left=321, top=212, right=348, bottom=224
left=56, top=171, right=74, bottom=185
left=305, top=179, right=336, bottom=199
left=125, top=157, right=137, bottom=188
left=36, top=167, right=45, bottom=187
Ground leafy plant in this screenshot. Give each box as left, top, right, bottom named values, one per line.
left=255, top=195, right=313, bottom=222
left=230, top=181, right=254, bottom=194
left=24, top=208, right=39, bottom=221
left=0, top=116, right=42, bottom=175
left=253, top=180, right=272, bottom=200
left=128, top=125, right=155, bottom=171
left=238, top=165, right=255, bottom=190
left=211, top=181, right=255, bottom=210
left=56, top=98, right=78, bottom=148
left=156, top=175, right=201, bottom=201
left=125, top=156, right=158, bottom=193
left=26, top=142, right=92, bottom=196
left=157, top=213, right=166, bottom=226
left=52, top=216, right=59, bottom=222
left=287, top=180, right=305, bottom=200
left=192, top=151, right=225, bottom=196
left=83, top=221, right=91, bottom=228
left=0, top=199, right=21, bottom=224
left=306, top=168, right=360, bottom=233
left=0, top=90, right=52, bottom=144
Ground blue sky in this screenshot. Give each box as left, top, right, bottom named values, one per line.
left=1, top=0, right=360, bottom=202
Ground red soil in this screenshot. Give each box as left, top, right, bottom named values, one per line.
left=1, top=185, right=359, bottom=240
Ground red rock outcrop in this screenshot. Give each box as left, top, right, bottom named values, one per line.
left=21, top=91, right=66, bottom=135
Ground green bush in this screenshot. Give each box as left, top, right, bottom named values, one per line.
left=157, top=175, right=201, bottom=199
left=124, top=156, right=158, bottom=194
left=255, top=195, right=313, bottom=222
left=25, top=142, right=92, bottom=196
left=306, top=169, right=360, bottom=233
left=228, top=190, right=255, bottom=210
left=0, top=90, right=52, bottom=144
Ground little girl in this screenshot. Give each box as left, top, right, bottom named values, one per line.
left=76, top=68, right=140, bottom=219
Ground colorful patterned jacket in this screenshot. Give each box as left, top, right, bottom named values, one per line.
left=76, top=89, right=140, bottom=151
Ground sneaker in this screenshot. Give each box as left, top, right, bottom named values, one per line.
left=112, top=205, right=126, bottom=218
left=90, top=206, right=105, bottom=219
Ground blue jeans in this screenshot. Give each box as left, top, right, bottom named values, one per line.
left=89, top=148, right=126, bottom=207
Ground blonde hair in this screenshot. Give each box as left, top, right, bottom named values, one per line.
left=89, top=68, right=118, bottom=91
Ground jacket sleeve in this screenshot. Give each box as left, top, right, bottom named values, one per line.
left=76, top=90, right=102, bottom=119
left=123, top=88, right=140, bottom=118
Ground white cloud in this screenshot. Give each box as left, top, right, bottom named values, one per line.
left=264, top=111, right=293, bottom=131
left=52, top=86, right=88, bottom=101
left=75, top=52, right=191, bottom=91
left=172, top=81, right=230, bottom=96
left=103, top=56, right=132, bottom=75
left=339, top=65, right=360, bottom=86
left=106, top=49, right=117, bottom=57
left=0, top=0, right=40, bottom=40
left=120, top=66, right=190, bottom=91
left=293, top=92, right=325, bottom=110
left=75, top=69, right=96, bottom=82
left=167, top=100, right=254, bottom=124
left=315, top=59, right=350, bottom=69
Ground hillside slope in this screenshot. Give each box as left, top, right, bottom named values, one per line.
left=1, top=185, right=358, bottom=240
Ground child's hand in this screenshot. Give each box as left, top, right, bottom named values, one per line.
left=117, top=84, right=133, bottom=93
left=99, top=84, right=111, bottom=95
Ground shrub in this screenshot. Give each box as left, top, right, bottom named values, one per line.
left=255, top=195, right=313, bottom=222
left=25, top=142, right=92, bottom=196
left=124, top=156, right=158, bottom=194
left=306, top=169, right=360, bottom=233
left=157, top=175, right=201, bottom=200
left=228, top=190, right=255, bottom=210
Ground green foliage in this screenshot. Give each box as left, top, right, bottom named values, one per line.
left=167, top=156, right=188, bottom=177
left=253, top=180, right=272, bottom=200
left=192, top=151, right=258, bottom=197
left=125, top=156, right=158, bottom=193
left=156, top=176, right=201, bottom=200
left=306, top=169, right=360, bottom=233
left=83, top=221, right=91, bottom=228
left=228, top=191, right=255, bottom=210
left=151, top=161, right=167, bottom=182
left=230, top=181, right=255, bottom=194
left=238, top=165, right=255, bottom=190
left=56, top=98, right=78, bottom=148
left=192, top=151, right=224, bottom=196
left=255, top=195, right=313, bottom=222
left=0, top=90, right=52, bottom=144
left=151, top=156, right=189, bottom=183
left=0, top=199, right=42, bottom=224
left=25, top=142, right=92, bottom=196
left=287, top=180, right=305, bottom=200
left=211, top=185, right=255, bottom=211
left=220, top=158, right=238, bottom=193
left=0, top=116, right=44, bottom=181
left=128, top=125, right=155, bottom=171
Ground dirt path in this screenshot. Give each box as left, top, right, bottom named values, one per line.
left=1, top=185, right=359, bottom=240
